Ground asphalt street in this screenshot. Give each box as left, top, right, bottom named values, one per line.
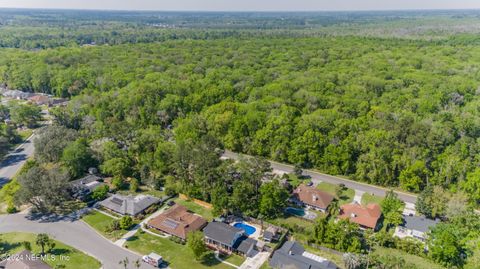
left=223, top=150, right=418, bottom=204
left=0, top=134, right=35, bottom=187
left=0, top=213, right=154, bottom=269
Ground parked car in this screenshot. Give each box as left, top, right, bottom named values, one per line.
left=167, top=200, right=175, bottom=207
left=142, top=252, right=163, bottom=268
left=306, top=181, right=314, bottom=187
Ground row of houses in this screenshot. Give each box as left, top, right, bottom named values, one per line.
left=292, top=183, right=438, bottom=241
left=1, top=89, right=66, bottom=106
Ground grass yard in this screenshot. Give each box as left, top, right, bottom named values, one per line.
left=126, top=231, right=235, bottom=269
left=259, top=261, right=272, bottom=269
left=316, top=182, right=354, bottom=205
left=0, top=232, right=101, bottom=269
left=81, top=210, right=130, bottom=241
left=373, top=247, right=445, bottom=269
left=361, top=193, right=384, bottom=206
left=174, top=197, right=214, bottom=221
left=219, top=253, right=246, bottom=266
left=304, top=245, right=345, bottom=269
left=269, top=215, right=314, bottom=242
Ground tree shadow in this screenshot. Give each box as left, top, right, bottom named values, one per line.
left=50, top=248, right=71, bottom=256
left=0, top=242, right=21, bottom=252
left=201, top=252, right=222, bottom=267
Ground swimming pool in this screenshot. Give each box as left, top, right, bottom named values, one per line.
left=286, top=207, right=306, bottom=217
left=233, top=222, right=257, bottom=236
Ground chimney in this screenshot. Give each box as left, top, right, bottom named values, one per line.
left=350, top=213, right=356, bottom=218
left=312, top=195, right=318, bottom=201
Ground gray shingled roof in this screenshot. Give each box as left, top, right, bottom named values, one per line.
left=203, top=222, right=244, bottom=247
left=402, top=215, right=439, bottom=233
left=270, top=241, right=337, bottom=269
left=99, top=194, right=160, bottom=216
left=235, top=237, right=258, bottom=257
left=70, top=175, right=103, bottom=192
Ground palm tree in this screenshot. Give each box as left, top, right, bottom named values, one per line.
left=35, top=234, right=51, bottom=256
left=327, top=199, right=340, bottom=219
left=119, top=257, right=129, bottom=269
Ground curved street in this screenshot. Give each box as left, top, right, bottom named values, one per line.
left=0, top=213, right=154, bottom=269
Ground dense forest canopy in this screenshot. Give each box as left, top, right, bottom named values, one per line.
left=2, top=33, right=479, bottom=198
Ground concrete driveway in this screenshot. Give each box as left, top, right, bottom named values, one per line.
left=0, top=213, right=155, bottom=269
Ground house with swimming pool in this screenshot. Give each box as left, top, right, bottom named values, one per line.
left=292, top=184, right=335, bottom=213
left=203, top=221, right=260, bottom=257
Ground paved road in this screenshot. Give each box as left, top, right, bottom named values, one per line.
left=0, top=213, right=155, bottom=269
left=223, top=150, right=418, bottom=204
left=0, top=134, right=35, bottom=187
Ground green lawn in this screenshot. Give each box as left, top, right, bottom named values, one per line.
left=219, top=253, right=246, bottom=266
left=361, top=193, right=384, bottom=206
left=0, top=232, right=101, bottom=269
left=260, top=261, right=272, bottom=269
left=125, top=231, right=235, bottom=269
left=269, top=215, right=314, bottom=242
left=373, top=247, right=445, bottom=269
left=81, top=210, right=129, bottom=241
left=316, top=182, right=354, bottom=205
left=304, top=245, right=345, bottom=269
left=174, top=198, right=214, bottom=221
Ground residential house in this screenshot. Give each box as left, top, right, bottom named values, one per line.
left=69, top=174, right=105, bottom=200
left=270, top=241, right=337, bottom=269
left=203, top=222, right=258, bottom=257
left=99, top=194, right=160, bottom=216
left=393, top=215, right=439, bottom=241
left=2, top=90, right=33, bottom=100
left=28, top=95, right=51, bottom=105
left=338, top=203, right=382, bottom=230
left=0, top=250, right=52, bottom=269
left=147, top=204, right=207, bottom=240
left=292, top=184, right=334, bottom=212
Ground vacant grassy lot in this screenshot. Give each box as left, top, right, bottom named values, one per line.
left=316, top=182, right=354, bottom=205
left=0, top=232, right=101, bottom=269
left=361, top=193, right=384, bottom=206
left=373, top=247, right=445, bottom=269
left=174, top=197, right=214, bottom=221
left=126, top=231, right=238, bottom=269
left=304, top=245, right=345, bottom=269
left=81, top=210, right=129, bottom=241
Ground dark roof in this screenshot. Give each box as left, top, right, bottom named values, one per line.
left=263, top=231, right=274, bottom=240
left=270, top=241, right=337, bottom=269
left=99, top=194, right=160, bottom=216
left=402, top=215, right=439, bottom=233
left=70, top=175, right=103, bottom=192
left=0, top=250, right=52, bottom=269
left=203, top=222, right=244, bottom=247
left=235, top=237, right=258, bottom=257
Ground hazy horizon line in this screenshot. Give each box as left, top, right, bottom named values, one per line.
left=0, top=6, right=479, bottom=13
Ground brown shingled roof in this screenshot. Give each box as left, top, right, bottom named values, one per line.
left=148, top=204, right=207, bottom=240
left=293, top=184, right=334, bottom=210
left=338, top=203, right=382, bottom=229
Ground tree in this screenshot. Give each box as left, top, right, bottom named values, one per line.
left=91, top=185, right=109, bottom=201
left=462, top=168, right=480, bottom=205
left=129, top=178, right=139, bottom=192
left=380, top=190, right=404, bottom=230
left=259, top=179, right=289, bottom=219
left=17, top=166, right=71, bottom=213
left=187, top=231, right=208, bottom=261
left=119, top=216, right=133, bottom=230
left=399, top=160, right=430, bottom=192
left=36, top=234, right=51, bottom=255
left=61, top=138, right=95, bottom=178
left=10, top=103, right=41, bottom=128
left=34, top=126, right=77, bottom=163
left=428, top=223, right=466, bottom=267
left=416, top=186, right=448, bottom=219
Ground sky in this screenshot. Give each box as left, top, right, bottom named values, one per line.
left=0, top=0, right=480, bottom=12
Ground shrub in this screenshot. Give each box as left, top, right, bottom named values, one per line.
left=119, top=216, right=133, bottom=230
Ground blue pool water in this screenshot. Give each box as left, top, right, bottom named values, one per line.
left=233, top=223, right=257, bottom=236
